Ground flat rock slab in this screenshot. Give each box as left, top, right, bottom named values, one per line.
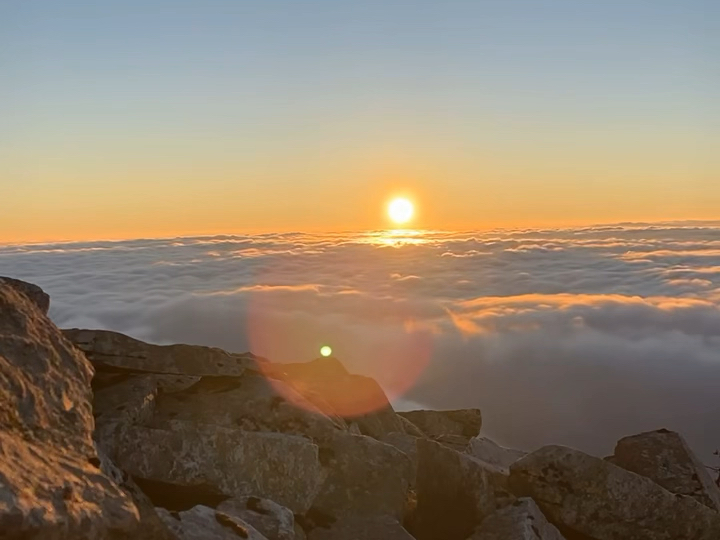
left=63, top=328, right=261, bottom=376
left=157, top=505, right=268, bottom=540
left=150, top=372, right=344, bottom=442
left=0, top=278, right=154, bottom=539
left=509, top=445, right=720, bottom=540
left=109, top=420, right=324, bottom=514
left=308, top=515, right=415, bottom=540
left=612, top=429, right=720, bottom=511
left=398, top=409, right=482, bottom=439
left=414, top=439, right=500, bottom=540
left=470, top=498, right=565, bottom=540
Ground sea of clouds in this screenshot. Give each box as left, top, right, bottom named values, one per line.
left=2, top=222, right=720, bottom=461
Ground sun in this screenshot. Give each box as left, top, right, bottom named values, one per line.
left=388, top=197, right=414, bottom=225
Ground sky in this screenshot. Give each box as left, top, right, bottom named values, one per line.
left=3, top=223, right=720, bottom=459
left=1, top=0, right=718, bottom=242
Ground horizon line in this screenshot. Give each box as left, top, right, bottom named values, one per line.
left=2, top=218, right=720, bottom=248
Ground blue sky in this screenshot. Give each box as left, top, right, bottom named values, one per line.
left=1, top=1, right=718, bottom=240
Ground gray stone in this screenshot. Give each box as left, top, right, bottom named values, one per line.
left=398, top=415, right=425, bottom=438
left=432, top=433, right=471, bottom=452
left=108, top=419, right=325, bottom=513
left=150, top=372, right=345, bottom=442
left=0, top=278, right=157, bottom=540
left=381, top=432, right=419, bottom=486
left=469, top=498, right=565, bottom=540
left=509, top=445, right=720, bottom=540
left=308, top=515, right=415, bottom=540
left=413, top=439, right=500, bottom=540
left=612, top=429, right=720, bottom=511
left=0, top=278, right=172, bottom=540
left=269, top=357, right=406, bottom=439
left=95, top=449, right=177, bottom=540
left=398, top=409, right=482, bottom=438
left=294, top=521, right=307, bottom=540
left=157, top=505, right=268, bottom=540
left=0, top=276, right=50, bottom=313
left=468, top=437, right=526, bottom=474
left=216, top=496, right=295, bottom=540
left=312, top=432, right=412, bottom=520
left=63, top=328, right=261, bottom=376
left=93, top=374, right=159, bottom=425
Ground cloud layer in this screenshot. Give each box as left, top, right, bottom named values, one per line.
left=2, top=222, right=720, bottom=461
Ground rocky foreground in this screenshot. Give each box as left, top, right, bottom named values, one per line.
left=1, top=276, right=720, bottom=540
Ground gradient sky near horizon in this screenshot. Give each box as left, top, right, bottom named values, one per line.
left=2, top=0, right=718, bottom=242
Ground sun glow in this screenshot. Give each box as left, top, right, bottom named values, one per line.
left=388, top=198, right=414, bottom=225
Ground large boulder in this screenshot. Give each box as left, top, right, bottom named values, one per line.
left=63, top=328, right=261, bottom=376
left=469, top=498, right=565, bottom=540
left=149, top=372, right=345, bottom=442
left=468, top=437, right=526, bottom=474
left=509, top=445, right=720, bottom=540
left=106, top=419, right=325, bottom=513
left=0, top=278, right=158, bottom=539
left=612, top=429, right=720, bottom=511
left=413, top=439, right=501, bottom=540
left=157, top=505, right=268, bottom=540
left=398, top=409, right=482, bottom=439
left=381, top=432, right=420, bottom=486
left=311, top=432, right=413, bottom=521
left=268, top=357, right=406, bottom=439
left=307, top=515, right=415, bottom=540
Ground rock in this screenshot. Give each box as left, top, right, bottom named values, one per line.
left=95, top=449, right=177, bottom=540
left=157, top=505, right=268, bottom=539
left=509, top=445, right=720, bottom=540
left=469, top=498, right=565, bottom=540
left=398, top=415, right=425, bottom=438
left=311, top=432, right=413, bottom=520
left=413, top=439, right=500, bottom=540
left=398, top=409, right=482, bottom=438
left=0, top=278, right=156, bottom=539
left=216, top=496, right=295, bottom=540
left=108, top=419, right=325, bottom=513
left=63, top=328, right=261, bottom=376
left=268, top=357, right=406, bottom=439
left=149, top=372, right=345, bottom=442
left=294, top=522, right=307, bottom=540
left=432, top=434, right=471, bottom=452
left=93, top=374, right=159, bottom=425
left=468, top=437, right=526, bottom=474
left=0, top=276, right=50, bottom=313
left=612, top=429, right=720, bottom=511
left=381, top=432, right=420, bottom=486
left=308, top=515, right=416, bottom=539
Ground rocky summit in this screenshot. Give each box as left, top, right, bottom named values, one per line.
left=1, top=277, right=719, bottom=540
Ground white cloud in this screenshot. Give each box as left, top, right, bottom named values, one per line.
left=2, top=222, right=720, bottom=460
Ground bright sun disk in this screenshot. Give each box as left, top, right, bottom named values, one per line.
left=388, top=198, right=414, bottom=225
